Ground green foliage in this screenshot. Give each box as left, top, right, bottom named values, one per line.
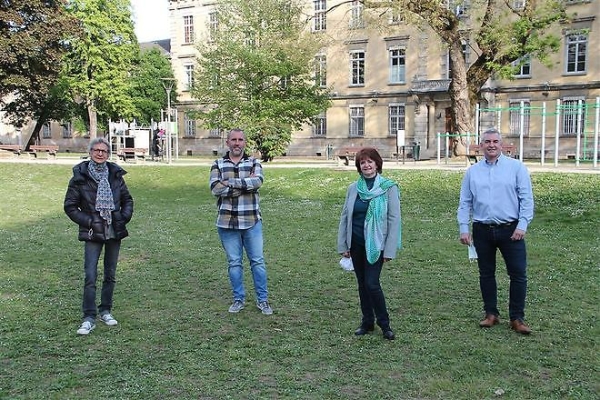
left=191, top=0, right=331, bottom=161
left=0, top=0, right=80, bottom=127
left=477, top=1, right=565, bottom=79
left=364, top=0, right=566, bottom=133
left=62, top=0, right=139, bottom=136
left=127, top=48, right=176, bottom=125
left=0, top=163, right=598, bottom=399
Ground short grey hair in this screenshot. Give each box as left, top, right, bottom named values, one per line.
left=227, top=128, right=245, bottom=139
left=481, top=128, right=502, bottom=143
left=87, top=137, right=111, bottom=155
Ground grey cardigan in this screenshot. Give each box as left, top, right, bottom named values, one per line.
left=337, top=181, right=401, bottom=260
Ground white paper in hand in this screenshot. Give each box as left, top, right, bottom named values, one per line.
left=339, top=257, right=354, bottom=271
left=468, top=244, right=478, bottom=262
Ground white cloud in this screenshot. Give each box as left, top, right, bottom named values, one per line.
left=131, top=0, right=169, bottom=42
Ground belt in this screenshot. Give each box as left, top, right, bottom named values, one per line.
left=474, top=220, right=517, bottom=227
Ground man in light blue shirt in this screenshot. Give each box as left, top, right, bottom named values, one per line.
left=457, top=128, right=534, bottom=334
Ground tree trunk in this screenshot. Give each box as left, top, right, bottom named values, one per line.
left=24, top=119, right=45, bottom=151
left=24, top=108, right=52, bottom=150
left=87, top=100, right=97, bottom=139
left=448, top=42, right=473, bottom=157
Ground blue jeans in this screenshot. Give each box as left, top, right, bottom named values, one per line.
left=83, top=240, right=121, bottom=322
left=218, top=221, right=268, bottom=303
left=350, top=244, right=390, bottom=329
left=473, top=222, right=527, bottom=321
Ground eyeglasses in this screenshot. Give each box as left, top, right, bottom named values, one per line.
left=91, top=149, right=108, bottom=154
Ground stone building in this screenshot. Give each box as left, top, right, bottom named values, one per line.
left=167, top=0, right=600, bottom=160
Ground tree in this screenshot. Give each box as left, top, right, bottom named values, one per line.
left=191, top=0, right=331, bottom=161
left=62, top=0, right=138, bottom=138
left=361, top=0, right=566, bottom=153
left=0, top=0, right=80, bottom=128
left=129, top=48, right=176, bottom=126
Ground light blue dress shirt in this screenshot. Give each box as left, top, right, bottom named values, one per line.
left=457, top=154, right=534, bottom=234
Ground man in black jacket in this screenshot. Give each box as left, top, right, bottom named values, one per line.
left=64, top=137, right=134, bottom=335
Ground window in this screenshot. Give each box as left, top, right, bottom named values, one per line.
left=461, top=39, right=470, bottom=64
left=389, top=10, right=403, bottom=25
left=448, top=0, right=470, bottom=17
left=183, top=15, right=194, bottom=44
left=208, top=12, right=218, bottom=42
left=184, top=64, right=194, bottom=90
left=349, top=106, right=365, bottom=137
left=42, top=122, right=51, bottom=138
left=313, top=113, right=327, bottom=136
left=512, top=55, right=531, bottom=77
left=512, top=0, right=526, bottom=9
left=350, top=51, right=365, bottom=86
left=313, top=0, right=326, bottom=32
left=565, top=32, right=587, bottom=74
left=442, top=51, right=450, bottom=79
left=62, top=122, right=72, bottom=138
left=349, top=0, right=364, bottom=29
left=509, top=100, right=531, bottom=137
left=389, top=48, right=406, bottom=84
left=209, top=128, right=221, bottom=138
left=561, top=99, right=586, bottom=136
left=315, top=54, right=326, bottom=87
left=184, top=114, right=196, bottom=138
left=389, top=105, right=405, bottom=136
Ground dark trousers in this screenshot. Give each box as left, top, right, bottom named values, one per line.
left=350, top=245, right=390, bottom=329
left=473, top=222, right=527, bottom=321
left=82, top=240, right=121, bottom=322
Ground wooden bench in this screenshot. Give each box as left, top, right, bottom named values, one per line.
left=117, top=147, right=147, bottom=162
left=336, top=146, right=365, bottom=166
left=0, top=144, right=23, bottom=156
left=468, top=144, right=517, bottom=164
left=29, top=145, right=59, bottom=158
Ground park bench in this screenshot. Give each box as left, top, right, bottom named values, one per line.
left=117, top=147, right=147, bottom=163
left=336, top=146, right=367, bottom=166
left=468, top=144, right=517, bottom=164
left=0, top=144, right=23, bottom=156
left=29, top=145, right=59, bottom=158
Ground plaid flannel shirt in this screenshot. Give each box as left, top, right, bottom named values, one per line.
left=209, top=153, right=263, bottom=229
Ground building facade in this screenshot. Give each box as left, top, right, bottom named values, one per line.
left=4, top=1, right=596, bottom=158
left=167, top=0, right=599, bottom=160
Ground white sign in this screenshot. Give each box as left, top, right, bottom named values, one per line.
left=397, top=130, right=406, bottom=147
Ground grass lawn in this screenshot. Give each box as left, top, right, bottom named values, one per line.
left=0, top=162, right=598, bottom=399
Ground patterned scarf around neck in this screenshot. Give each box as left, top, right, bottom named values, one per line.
left=356, top=174, right=402, bottom=264
left=87, top=160, right=114, bottom=225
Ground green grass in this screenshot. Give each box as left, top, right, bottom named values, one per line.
left=0, top=163, right=598, bottom=399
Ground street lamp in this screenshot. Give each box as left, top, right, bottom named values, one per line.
left=161, top=78, right=176, bottom=164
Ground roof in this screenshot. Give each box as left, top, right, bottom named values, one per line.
left=139, top=39, right=171, bottom=56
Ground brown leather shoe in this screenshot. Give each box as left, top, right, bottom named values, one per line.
left=479, top=314, right=500, bottom=328
left=510, top=319, right=532, bottom=335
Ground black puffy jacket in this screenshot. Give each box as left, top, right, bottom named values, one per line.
left=64, top=161, right=134, bottom=242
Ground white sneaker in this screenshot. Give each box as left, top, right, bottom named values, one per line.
left=99, top=313, right=118, bottom=326
left=76, top=321, right=96, bottom=335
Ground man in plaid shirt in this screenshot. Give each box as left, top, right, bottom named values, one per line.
left=209, top=129, right=273, bottom=315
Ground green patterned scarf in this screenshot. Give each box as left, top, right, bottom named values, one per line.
left=356, top=174, right=401, bottom=264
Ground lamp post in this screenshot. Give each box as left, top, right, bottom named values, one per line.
left=161, top=78, right=175, bottom=164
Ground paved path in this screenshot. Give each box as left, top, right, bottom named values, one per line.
left=0, top=154, right=598, bottom=174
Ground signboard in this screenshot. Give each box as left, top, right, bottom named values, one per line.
left=397, top=130, right=406, bottom=147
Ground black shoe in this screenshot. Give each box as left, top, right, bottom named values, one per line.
left=382, top=329, right=395, bottom=340
left=354, top=325, right=375, bottom=336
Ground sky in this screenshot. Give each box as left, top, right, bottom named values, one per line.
left=130, top=0, right=170, bottom=42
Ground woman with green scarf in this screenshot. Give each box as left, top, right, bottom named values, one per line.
left=337, top=148, right=401, bottom=340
